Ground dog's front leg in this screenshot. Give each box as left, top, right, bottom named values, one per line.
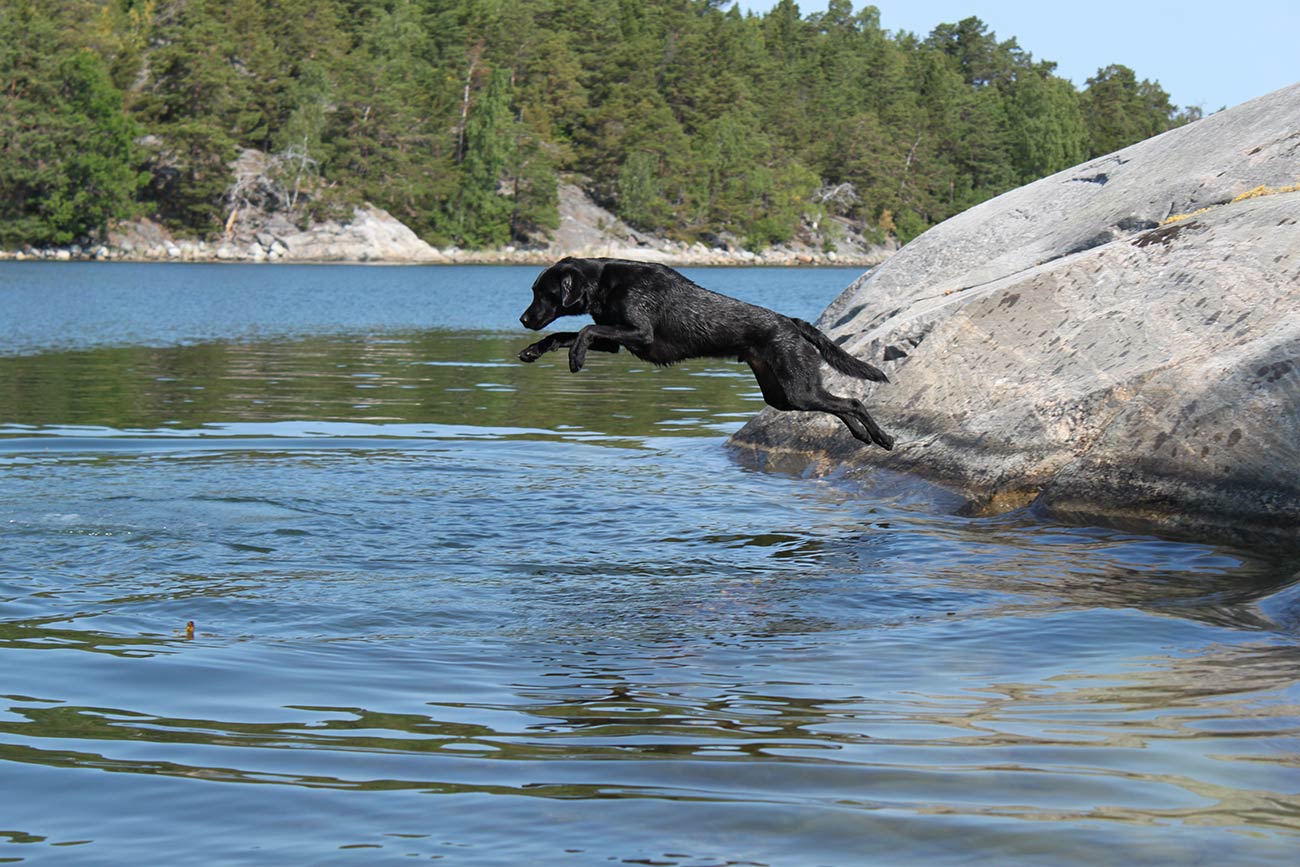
left=518, top=331, right=577, bottom=363
left=569, top=324, right=651, bottom=373
left=520, top=333, right=624, bottom=363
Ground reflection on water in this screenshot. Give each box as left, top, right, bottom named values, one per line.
left=0, top=330, right=761, bottom=442
left=1, top=264, right=1298, bottom=866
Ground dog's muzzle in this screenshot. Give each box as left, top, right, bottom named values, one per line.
left=519, top=306, right=554, bottom=330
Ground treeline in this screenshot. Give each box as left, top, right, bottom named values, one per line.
left=0, top=0, right=1197, bottom=250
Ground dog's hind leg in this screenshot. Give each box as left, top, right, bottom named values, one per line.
left=744, top=356, right=795, bottom=410
left=790, top=389, right=894, bottom=450
left=756, top=343, right=895, bottom=450
left=831, top=396, right=895, bottom=451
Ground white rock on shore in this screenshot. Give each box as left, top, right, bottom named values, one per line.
left=276, top=206, right=446, bottom=263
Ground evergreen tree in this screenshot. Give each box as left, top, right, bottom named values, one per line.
left=506, top=123, right=560, bottom=242
left=327, top=0, right=457, bottom=240
left=1082, top=64, right=1177, bottom=157
left=926, top=16, right=1027, bottom=89
left=613, top=96, right=693, bottom=231
left=0, top=5, right=144, bottom=244
left=1006, top=70, right=1088, bottom=183
left=455, top=67, right=517, bottom=247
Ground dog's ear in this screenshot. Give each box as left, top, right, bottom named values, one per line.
left=559, top=269, right=585, bottom=309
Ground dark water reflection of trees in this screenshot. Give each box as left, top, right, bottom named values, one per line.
left=0, top=330, right=762, bottom=439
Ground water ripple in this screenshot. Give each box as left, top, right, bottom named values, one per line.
left=2, top=266, right=1298, bottom=866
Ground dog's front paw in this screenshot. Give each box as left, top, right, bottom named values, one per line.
left=518, top=344, right=543, bottom=363
left=569, top=343, right=590, bottom=374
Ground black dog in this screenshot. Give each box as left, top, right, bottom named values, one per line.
left=518, top=257, right=894, bottom=450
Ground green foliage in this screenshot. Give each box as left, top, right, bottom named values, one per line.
left=0, top=4, right=145, bottom=245
left=618, top=150, right=669, bottom=230
left=1082, top=64, right=1177, bottom=158
left=456, top=67, right=517, bottom=247
left=41, top=51, right=147, bottom=241
left=0, top=0, right=1189, bottom=250
left=1006, top=71, right=1089, bottom=183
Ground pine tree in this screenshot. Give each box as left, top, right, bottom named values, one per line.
left=0, top=6, right=144, bottom=245
left=1082, top=64, right=1176, bottom=157
left=326, top=0, right=458, bottom=240
left=455, top=67, right=517, bottom=247
left=1006, top=70, right=1088, bottom=183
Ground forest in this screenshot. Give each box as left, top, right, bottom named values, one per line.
left=0, top=0, right=1198, bottom=250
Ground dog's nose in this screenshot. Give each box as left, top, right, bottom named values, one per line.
left=519, top=313, right=531, bottom=328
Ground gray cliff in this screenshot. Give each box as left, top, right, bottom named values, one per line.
left=730, top=83, right=1300, bottom=546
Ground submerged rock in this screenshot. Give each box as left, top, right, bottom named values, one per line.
left=730, top=83, right=1300, bottom=546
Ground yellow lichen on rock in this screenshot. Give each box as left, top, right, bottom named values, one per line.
left=1160, top=207, right=1214, bottom=226
left=1161, top=181, right=1298, bottom=225
left=1231, top=182, right=1300, bottom=202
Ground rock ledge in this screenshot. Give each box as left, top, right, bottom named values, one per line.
left=730, top=82, right=1300, bottom=547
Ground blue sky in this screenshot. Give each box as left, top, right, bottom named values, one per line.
left=736, top=0, right=1299, bottom=112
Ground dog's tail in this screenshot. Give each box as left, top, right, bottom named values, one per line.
left=792, top=318, right=889, bottom=383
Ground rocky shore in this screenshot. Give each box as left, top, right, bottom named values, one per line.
left=730, top=82, right=1300, bottom=547
left=0, top=183, right=893, bottom=269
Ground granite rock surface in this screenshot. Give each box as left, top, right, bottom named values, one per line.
left=730, top=83, right=1300, bottom=545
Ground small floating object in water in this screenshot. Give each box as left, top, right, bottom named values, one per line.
left=185, top=620, right=195, bottom=640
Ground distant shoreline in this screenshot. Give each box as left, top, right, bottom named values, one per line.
left=0, top=182, right=893, bottom=270
left=0, top=245, right=885, bottom=269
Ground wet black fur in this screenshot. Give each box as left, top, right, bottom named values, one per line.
left=518, top=257, right=894, bottom=450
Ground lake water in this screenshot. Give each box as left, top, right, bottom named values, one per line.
left=1, top=262, right=1298, bottom=866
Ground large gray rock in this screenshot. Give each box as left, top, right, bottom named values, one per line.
left=730, top=83, right=1300, bottom=545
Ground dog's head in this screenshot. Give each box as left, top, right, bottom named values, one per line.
left=520, top=258, right=590, bottom=330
